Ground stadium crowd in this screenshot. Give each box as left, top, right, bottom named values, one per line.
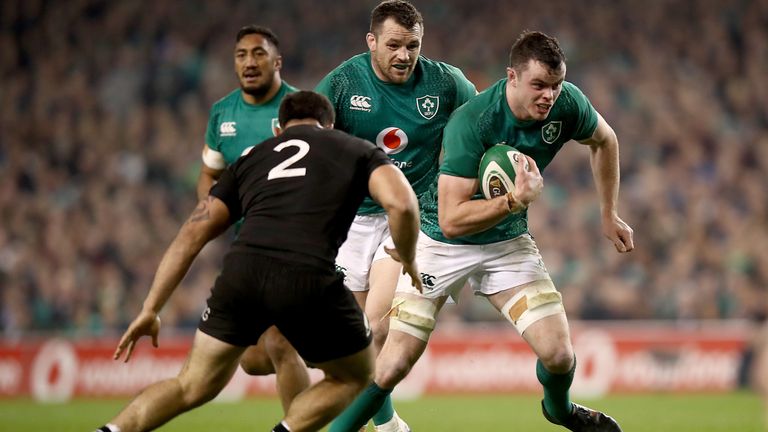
left=1, top=0, right=766, bottom=336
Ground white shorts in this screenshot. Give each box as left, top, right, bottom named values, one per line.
left=336, top=214, right=392, bottom=292
left=396, top=232, right=552, bottom=300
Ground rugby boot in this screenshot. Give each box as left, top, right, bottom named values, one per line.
left=541, top=400, right=622, bottom=432
left=374, top=413, right=411, bottom=432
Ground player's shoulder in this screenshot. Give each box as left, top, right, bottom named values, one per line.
left=562, top=80, right=585, bottom=94
left=281, top=125, right=373, bottom=149
left=418, top=55, right=465, bottom=77
left=552, top=81, right=591, bottom=114
left=452, top=79, right=504, bottom=119
left=283, top=81, right=300, bottom=93
left=323, top=127, right=376, bottom=150
left=210, top=88, right=241, bottom=111
left=325, top=53, right=371, bottom=79
left=557, top=81, right=588, bottom=105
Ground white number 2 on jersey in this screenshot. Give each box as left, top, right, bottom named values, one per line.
left=267, top=140, right=309, bottom=180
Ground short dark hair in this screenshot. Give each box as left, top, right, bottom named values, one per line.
left=370, top=0, right=423, bottom=34
left=279, top=91, right=335, bottom=127
left=236, top=25, right=280, bottom=52
left=509, top=31, right=566, bottom=72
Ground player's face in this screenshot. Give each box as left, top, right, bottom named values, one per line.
left=234, top=34, right=282, bottom=98
left=507, top=59, right=566, bottom=121
left=367, top=18, right=422, bottom=84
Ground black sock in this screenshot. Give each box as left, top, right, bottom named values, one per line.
left=271, top=421, right=291, bottom=432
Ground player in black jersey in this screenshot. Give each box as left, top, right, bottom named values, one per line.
left=94, top=91, right=422, bottom=432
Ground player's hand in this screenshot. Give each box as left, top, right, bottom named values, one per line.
left=602, top=214, right=634, bottom=253
left=509, top=155, right=543, bottom=208
left=385, top=247, right=424, bottom=293
left=113, top=311, right=161, bottom=363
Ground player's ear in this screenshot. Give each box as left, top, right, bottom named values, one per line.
left=366, top=33, right=376, bottom=52
left=275, top=124, right=283, bottom=135
left=274, top=54, right=282, bottom=71
left=506, top=67, right=517, bottom=87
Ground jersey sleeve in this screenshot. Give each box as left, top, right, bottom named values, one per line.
left=566, top=83, right=599, bottom=141
left=209, top=168, right=243, bottom=223
left=204, top=109, right=220, bottom=151
left=314, top=73, right=336, bottom=103
left=447, top=65, right=477, bottom=108
left=364, top=144, right=393, bottom=174
left=440, top=108, right=486, bottom=178
left=362, top=142, right=394, bottom=197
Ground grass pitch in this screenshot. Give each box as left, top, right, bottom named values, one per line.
left=0, top=392, right=764, bottom=431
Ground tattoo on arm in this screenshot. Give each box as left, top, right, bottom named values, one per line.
left=189, top=197, right=213, bottom=223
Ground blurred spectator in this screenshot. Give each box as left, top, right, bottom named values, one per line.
left=1, top=0, right=766, bottom=334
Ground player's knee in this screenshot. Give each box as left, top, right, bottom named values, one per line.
left=539, top=346, right=575, bottom=374
left=239, top=346, right=276, bottom=376
left=178, top=377, right=224, bottom=408
left=370, top=319, right=390, bottom=351
left=375, top=355, right=412, bottom=388
left=325, top=353, right=373, bottom=394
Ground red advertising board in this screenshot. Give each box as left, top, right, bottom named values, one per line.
left=0, top=322, right=749, bottom=401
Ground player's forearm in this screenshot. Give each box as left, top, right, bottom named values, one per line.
left=142, top=229, right=205, bottom=314
left=589, top=136, right=620, bottom=219
left=142, top=199, right=226, bottom=313
left=387, top=202, right=420, bottom=264
left=382, top=180, right=420, bottom=263
left=439, top=196, right=511, bottom=239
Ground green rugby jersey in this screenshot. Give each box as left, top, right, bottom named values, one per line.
left=421, top=78, right=598, bottom=244
left=315, top=52, right=476, bottom=214
left=205, top=82, right=298, bottom=164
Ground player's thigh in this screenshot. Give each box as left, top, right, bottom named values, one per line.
left=336, top=214, right=390, bottom=292
left=366, top=255, right=402, bottom=322
left=374, top=294, right=449, bottom=386
left=313, top=344, right=374, bottom=384
left=179, top=330, right=245, bottom=394
left=352, top=290, right=368, bottom=309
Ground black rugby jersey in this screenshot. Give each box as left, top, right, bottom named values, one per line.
left=210, top=124, right=392, bottom=270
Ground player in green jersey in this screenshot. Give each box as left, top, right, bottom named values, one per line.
left=307, top=2, right=475, bottom=431
left=337, top=31, right=635, bottom=432
left=197, top=25, right=298, bottom=197
left=194, top=25, right=309, bottom=415
left=237, top=2, right=475, bottom=431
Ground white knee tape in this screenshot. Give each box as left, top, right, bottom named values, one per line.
left=387, top=297, right=437, bottom=342
left=500, top=279, right=564, bottom=334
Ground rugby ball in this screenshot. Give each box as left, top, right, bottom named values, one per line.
left=478, top=144, right=526, bottom=199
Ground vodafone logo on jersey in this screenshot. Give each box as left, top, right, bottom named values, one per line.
left=376, top=127, right=409, bottom=155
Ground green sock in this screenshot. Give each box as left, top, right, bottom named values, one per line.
left=329, top=383, right=392, bottom=432
left=536, top=357, right=576, bottom=423
left=371, top=394, right=395, bottom=425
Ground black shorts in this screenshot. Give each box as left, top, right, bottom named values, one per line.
left=198, top=251, right=371, bottom=364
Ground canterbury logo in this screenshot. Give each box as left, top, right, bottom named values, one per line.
left=219, top=122, right=236, bottom=137
left=350, top=95, right=372, bottom=112
left=421, top=273, right=436, bottom=288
